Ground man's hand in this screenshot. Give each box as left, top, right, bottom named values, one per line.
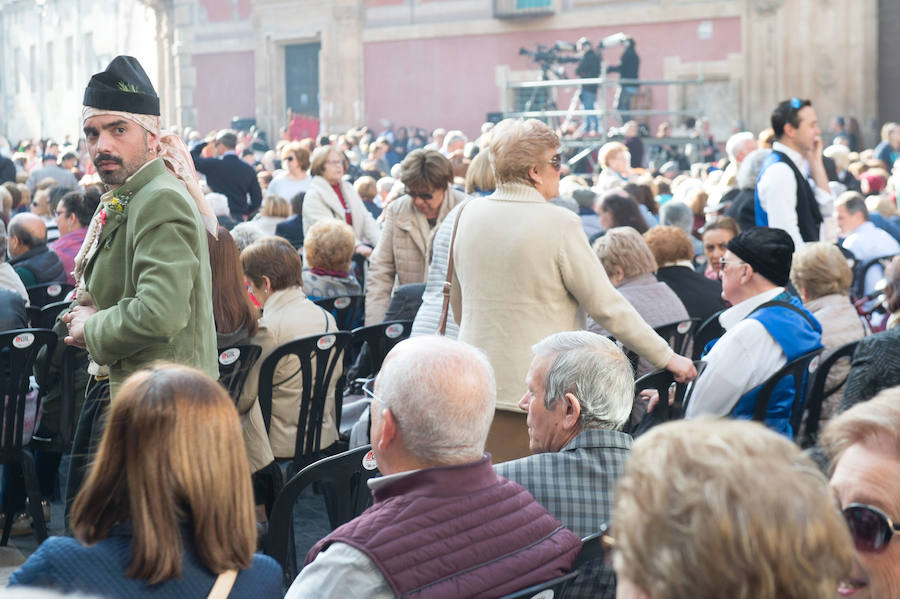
left=62, top=304, right=98, bottom=349
left=638, top=384, right=676, bottom=413
left=355, top=244, right=373, bottom=259
left=665, top=353, right=697, bottom=383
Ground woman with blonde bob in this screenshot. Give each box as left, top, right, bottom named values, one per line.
left=593, top=141, right=631, bottom=192
left=449, top=118, right=695, bottom=462
left=302, top=219, right=362, bottom=300
left=790, top=242, right=869, bottom=418
left=9, top=363, right=281, bottom=597
left=252, top=194, right=290, bottom=236
left=612, top=419, right=853, bottom=599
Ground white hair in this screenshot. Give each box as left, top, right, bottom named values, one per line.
left=532, top=331, right=634, bottom=430
left=230, top=222, right=265, bottom=253
left=376, top=176, right=395, bottom=194
left=441, top=130, right=467, bottom=154
left=736, top=148, right=772, bottom=190
left=725, top=131, right=756, bottom=163
left=377, top=337, right=496, bottom=465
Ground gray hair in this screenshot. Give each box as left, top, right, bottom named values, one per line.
left=0, top=220, right=7, bottom=261
left=376, top=176, right=395, bottom=194
left=377, top=336, right=496, bottom=465
left=659, top=200, right=693, bottom=233
left=206, top=192, right=230, bottom=217
left=725, top=131, right=755, bottom=163
left=532, top=331, right=634, bottom=430
left=736, top=148, right=772, bottom=190
left=230, top=222, right=265, bottom=253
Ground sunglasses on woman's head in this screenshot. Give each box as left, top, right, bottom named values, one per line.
left=844, top=503, right=900, bottom=553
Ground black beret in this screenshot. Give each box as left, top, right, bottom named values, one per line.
left=83, top=56, right=159, bottom=116
left=726, top=227, right=795, bottom=287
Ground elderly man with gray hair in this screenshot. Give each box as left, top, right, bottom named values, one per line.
left=288, top=335, right=581, bottom=599
left=495, top=331, right=634, bottom=599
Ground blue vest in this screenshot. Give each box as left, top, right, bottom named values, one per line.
left=728, top=295, right=822, bottom=437
left=754, top=150, right=823, bottom=242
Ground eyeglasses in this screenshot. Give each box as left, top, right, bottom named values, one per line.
left=548, top=153, right=562, bottom=172
left=844, top=503, right=900, bottom=553
left=363, top=378, right=382, bottom=405
left=408, top=190, right=434, bottom=201
left=325, top=159, right=344, bottom=166
left=719, top=258, right=746, bottom=270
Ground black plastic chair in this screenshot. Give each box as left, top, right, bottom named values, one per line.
left=498, top=570, right=579, bottom=599
left=691, top=309, right=726, bottom=360
left=265, top=444, right=380, bottom=587
left=853, top=254, right=896, bottom=300
left=619, top=319, right=699, bottom=374
left=632, top=361, right=707, bottom=437
left=25, top=283, right=73, bottom=308
left=26, top=300, right=70, bottom=330
left=799, top=340, right=860, bottom=447
left=257, top=331, right=351, bottom=475
left=573, top=527, right=608, bottom=569
left=0, top=328, right=56, bottom=545
left=350, top=320, right=413, bottom=377
left=216, top=344, right=262, bottom=405
left=746, top=347, right=824, bottom=438
left=313, top=295, right=365, bottom=332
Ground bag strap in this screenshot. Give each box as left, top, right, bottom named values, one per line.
left=438, top=200, right=471, bottom=336
left=753, top=300, right=818, bottom=330
left=207, top=569, right=238, bottom=599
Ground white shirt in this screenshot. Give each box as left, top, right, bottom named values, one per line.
left=756, top=142, right=834, bottom=247
left=842, top=221, right=900, bottom=296
left=686, top=287, right=787, bottom=418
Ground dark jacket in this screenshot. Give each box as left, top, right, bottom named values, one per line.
left=655, top=265, right=726, bottom=322
left=576, top=49, right=600, bottom=93
left=842, top=328, right=900, bottom=410
left=274, top=214, right=303, bottom=249
left=0, top=155, right=16, bottom=185
left=9, top=245, right=67, bottom=288
left=190, top=146, right=262, bottom=218
left=0, top=287, right=27, bottom=330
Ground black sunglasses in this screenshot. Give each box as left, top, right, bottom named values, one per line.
left=548, top=153, right=562, bottom=172
left=844, top=503, right=900, bottom=553
left=408, top=190, right=434, bottom=200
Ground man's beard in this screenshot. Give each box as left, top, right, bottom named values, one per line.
left=93, top=134, right=150, bottom=187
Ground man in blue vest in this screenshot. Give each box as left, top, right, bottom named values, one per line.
left=686, top=227, right=822, bottom=436
left=755, top=98, right=834, bottom=247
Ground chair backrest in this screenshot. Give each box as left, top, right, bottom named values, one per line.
left=0, top=329, right=57, bottom=452
left=28, top=300, right=70, bottom=330
left=257, top=331, right=351, bottom=471
left=217, top=344, right=263, bottom=404
left=800, top=340, right=860, bottom=447
left=573, top=528, right=608, bottom=569
left=632, top=361, right=707, bottom=437
left=350, top=320, right=413, bottom=377
left=265, top=444, right=380, bottom=586
left=749, top=347, right=823, bottom=437
left=853, top=254, right=896, bottom=299
left=25, top=283, right=73, bottom=308
left=616, top=319, right=698, bottom=375
left=691, top=309, right=725, bottom=360
left=313, top=294, right=365, bottom=332
left=497, top=570, right=579, bottom=599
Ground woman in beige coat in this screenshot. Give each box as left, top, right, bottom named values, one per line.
left=365, top=149, right=466, bottom=325
left=238, top=236, right=340, bottom=473
left=450, top=118, right=696, bottom=462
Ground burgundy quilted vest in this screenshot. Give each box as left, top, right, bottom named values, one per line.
left=306, top=456, right=581, bottom=598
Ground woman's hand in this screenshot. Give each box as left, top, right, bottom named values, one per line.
left=665, top=353, right=697, bottom=383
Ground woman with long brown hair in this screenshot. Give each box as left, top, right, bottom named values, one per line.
left=9, top=363, right=281, bottom=597
left=209, top=226, right=259, bottom=349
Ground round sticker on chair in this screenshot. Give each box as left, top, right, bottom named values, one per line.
left=809, top=356, right=821, bottom=373
left=676, top=321, right=691, bottom=335
left=385, top=323, right=405, bottom=339
left=317, top=335, right=336, bottom=350
left=47, top=284, right=62, bottom=297
left=334, top=296, right=351, bottom=309
left=362, top=449, right=378, bottom=471
left=219, top=348, right=241, bottom=366
left=530, top=591, right=555, bottom=599
left=13, top=333, right=34, bottom=349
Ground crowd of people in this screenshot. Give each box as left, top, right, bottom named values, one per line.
left=0, top=54, right=898, bottom=599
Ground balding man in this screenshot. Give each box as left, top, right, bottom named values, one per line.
left=7, top=213, right=66, bottom=287
left=288, top=336, right=581, bottom=599
left=496, top=331, right=634, bottom=599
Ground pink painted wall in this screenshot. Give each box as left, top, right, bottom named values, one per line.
left=192, top=52, right=256, bottom=134
left=199, top=0, right=252, bottom=22
left=363, top=17, right=741, bottom=138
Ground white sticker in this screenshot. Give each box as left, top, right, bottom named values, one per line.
left=362, top=450, right=378, bottom=471
left=317, top=334, right=336, bottom=350
left=385, top=323, right=405, bottom=339
left=219, top=348, right=240, bottom=366
left=47, top=284, right=62, bottom=297
left=13, top=333, right=34, bottom=349
left=530, top=591, right=555, bottom=599
left=808, top=356, right=820, bottom=373
left=334, top=296, right=351, bottom=309
left=676, top=321, right=691, bottom=335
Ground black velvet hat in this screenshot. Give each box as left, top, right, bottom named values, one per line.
left=726, top=226, right=795, bottom=287
left=83, top=56, right=159, bottom=116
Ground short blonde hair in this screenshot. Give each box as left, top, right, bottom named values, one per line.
left=822, top=386, right=900, bottom=474
left=614, top=419, right=854, bottom=599
left=592, top=226, right=658, bottom=278
left=643, top=225, right=694, bottom=265
left=598, top=141, right=628, bottom=168
left=354, top=176, right=377, bottom=202
left=464, top=150, right=496, bottom=194
left=489, top=118, right=559, bottom=186
left=261, top=194, right=290, bottom=218
left=866, top=193, right=900, bottom=218
left=309, top=146, right=346, bottom=177
left=281, top=142, right=310, bottom=171
left=304, top=219, right=356, bottom=272
left=790, top=242, right=853, bottom=300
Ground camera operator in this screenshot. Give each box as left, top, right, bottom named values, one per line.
left=575, top=37, right=601, bottom=136
left=608, top=37, right=640, bottom=122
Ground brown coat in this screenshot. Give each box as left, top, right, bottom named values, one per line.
left=365, top=186, right=466, bottom=325
left=450, top=183, right=673, bottom=412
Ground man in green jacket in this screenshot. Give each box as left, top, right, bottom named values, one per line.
left=62, top=55, right=219, bottom=509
